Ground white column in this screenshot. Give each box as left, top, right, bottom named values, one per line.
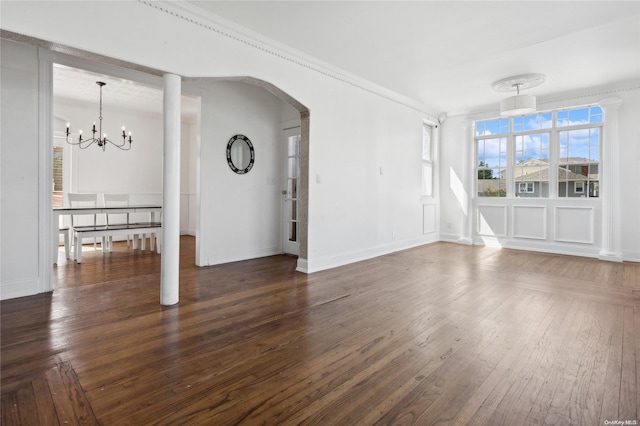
left=161, top=73, right=181, bottom=305
left=459, top=120, right=473, bottom=244
left=598, top=97, right=623, bottom=262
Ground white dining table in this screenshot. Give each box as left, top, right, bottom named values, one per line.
left=53, top=205, right=162, bottom=264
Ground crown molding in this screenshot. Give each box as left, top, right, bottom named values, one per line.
left=141, top=1, right=435, bottom=118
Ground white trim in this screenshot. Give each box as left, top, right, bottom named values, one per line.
left=512, top=205, right=547, bottom=240
left=476, top=204, right=508, bottom=237
left=204, top=246, right=283, bottom=266
left=303, top=235, right=439, bottom=274
left=1, top=278, right=44, bottom=301
left=553, top=206, right=594, bottom=244
left=145, top=1, right=437, bottom=119
left=295, top=258, right=308, bottom=273
left=39, top=47, right=54, bottom=293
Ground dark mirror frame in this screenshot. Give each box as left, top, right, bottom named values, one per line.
left=226, top=134, right=255, bottom=174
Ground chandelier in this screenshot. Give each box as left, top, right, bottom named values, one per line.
left=65, top=81, right=133, bottom=151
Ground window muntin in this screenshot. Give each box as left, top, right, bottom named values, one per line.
left=475, top=105, right=602, bottom=198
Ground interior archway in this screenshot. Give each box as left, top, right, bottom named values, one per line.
left=188, top=76, right=309, bottom=270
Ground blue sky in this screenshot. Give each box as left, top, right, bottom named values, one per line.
left=477, top=106, right=602, bottom=169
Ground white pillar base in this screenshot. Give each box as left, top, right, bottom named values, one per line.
left=598, top=251, right=623, bottom=262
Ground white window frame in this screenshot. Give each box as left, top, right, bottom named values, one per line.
left=475, top=105, right=602, bottom=199
left=422, top=122, right=435, bottom=197
left=574, top=181, right=585, bottom=194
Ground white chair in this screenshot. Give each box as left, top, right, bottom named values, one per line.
left=102, top=193, right=131, bottom=251
left=68, top=193, right=103, bottom=260
left=59, top=227, right=70, bottom=260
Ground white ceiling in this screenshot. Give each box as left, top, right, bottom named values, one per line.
left=186, top=0, right=640, bottom=115
left=53, top=64, right=201, bottom=117
left=54, top=1, right=640, bottom=117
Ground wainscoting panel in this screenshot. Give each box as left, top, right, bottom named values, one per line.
left=554, top=206, right=594, bottom=244
left=423, top=204, right=437, bottom=234
left=477, top=205, right=507, bottom=237
left=513, top=205, right=546, bottom=240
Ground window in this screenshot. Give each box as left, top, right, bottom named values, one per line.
left=52, top=146, right=64, bottom=207
left=518, top=182, right=535, bottom=193
left=422, top=122, right=434, bottom=197
left=475, top=105, right=602, bottom=198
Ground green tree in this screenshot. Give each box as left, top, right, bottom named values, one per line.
left=477, top=161, right=494, bottom=179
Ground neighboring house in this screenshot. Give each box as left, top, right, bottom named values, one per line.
left=483, top=157, right=598, bottom=198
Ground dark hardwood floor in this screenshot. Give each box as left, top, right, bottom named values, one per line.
left=2, top=236, right=639, bottom=425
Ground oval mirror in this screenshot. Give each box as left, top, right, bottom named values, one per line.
left=226, top=134, right=255, bottom=174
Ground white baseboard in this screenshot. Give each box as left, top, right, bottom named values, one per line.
left=1, top=277, right=46, bottom=300
left=303, top=235, right=440, bottom=274
left=202, top=246, right=282, bottom=266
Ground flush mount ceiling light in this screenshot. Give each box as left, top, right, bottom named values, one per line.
left=492, top=73, right=545, bottom=116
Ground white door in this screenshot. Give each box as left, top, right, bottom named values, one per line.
left=282, top=129, right=301, bottom=255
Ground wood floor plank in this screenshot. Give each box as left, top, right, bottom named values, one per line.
left=620, top=305, right=638, bottom=420
left=2, top=238, right=639, bottom=425
left=31, top=373, right=61, bottom=426
left=1, top=391, right=20, bottom=425
left=599, top=308, right=625, bottom=424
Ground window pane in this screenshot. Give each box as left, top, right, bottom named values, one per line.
left=557, top=105, right=602, bottom=127
left=288, top=157, right=299, bottom=178
left=557, top=110, right=570, bottom=127
left=513, top=112, right=553, bottom=131
left=478, top=176, right=505, bottom=197
left=558, top=127, right=600, bottom=198
left=476, top=118, right=509, bottom=136
left=477, top=137, right=506, bottom=197
left=422, top=124, right=433, bottom=161
left=52, top=146, right=63, bottom=207
left=590, top=106, right=603, bottom=123
left=513, top=133, right=549, bottom=198
left=569, top=107, right=589, bottom=125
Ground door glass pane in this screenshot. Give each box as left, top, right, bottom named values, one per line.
left=289, top=221, right=297, bottom=242
left=288, top=135, right=299, bottom=156
left=288, top=157, right=299, bottom=178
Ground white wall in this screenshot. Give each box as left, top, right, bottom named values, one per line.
left=0, top=39, right=45, bottom=299
left=1, top=1, right=440, bottom=299
left=55, top=99, right=163, bottom=194
left=197, top=81, right=294, bottom=265
left=616, top=88, right=640, bottom=260
left=439, top=83, right=640, bottom=261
